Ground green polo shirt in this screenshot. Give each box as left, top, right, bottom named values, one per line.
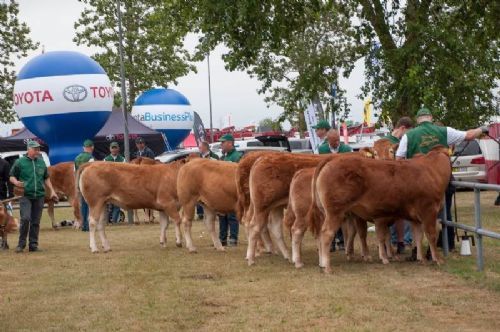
left=406, top=121, right=447, bottom=159
left=383, top=134, right=400, bottom=144
left=9, top=155, right=49, bottom=199
left=223, top=148, right=242, bottom=163
left=318, top=141, right=352, bottom=154
left=104, top=154, right=126, bottom=162
left=74, top=152, right=94, bottom=170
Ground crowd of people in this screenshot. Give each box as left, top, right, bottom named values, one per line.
left=1, top=106, right=495, bottom=256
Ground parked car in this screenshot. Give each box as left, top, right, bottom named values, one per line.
left=0, top=150, right=51, bottom=167
left=451, top=140, right=487, bottom=183
left=288, top=138, right=313, bottom=154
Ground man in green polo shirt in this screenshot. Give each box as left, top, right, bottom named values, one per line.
left=10, top=141, right=57, bottom=253
left=74, top=139, right=95, bottom=232
left=383, top=116, right=413, bottom=145
left=104, top=142, right=125, bottom=223
left=312, top=120, right=331, bottom=154
left=396, top=107, right=488, bottom=260
left=314, top=128, right=352, bottom=251
left=218, top=134, right=241, bottom=246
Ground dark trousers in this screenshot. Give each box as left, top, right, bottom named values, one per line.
left=80, top=196, right=89, bottom=232
left=196, top=204, right=204, bottom=218
left=438, top=186, right=455, bottom=250
left=18, top=197, right=45, bottom=249
left=219, top=213, right=239, bottom=244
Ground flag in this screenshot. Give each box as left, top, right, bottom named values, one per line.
left=363, top=97, right=372, bottom=126
left=192, top=111, right=206, bottom=146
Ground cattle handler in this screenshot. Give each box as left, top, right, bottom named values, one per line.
left=10, top=140, right=57, bottom=253
left=75, top=139, right=95, bottom=232
left=396, top=107, right=489, bottom=260
left=104, top=142, right=126, bottom=223
left=218, top=134, right=242, bottom=246
left=313, top=126, right=352, bottom=252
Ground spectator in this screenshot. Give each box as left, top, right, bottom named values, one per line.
left=74, top=139, right=95, bottom=232
left=10, top=141, right=57, bottom=253
left=318, top=129, right=352, bottom=252
left=104, top=142, right=125, bottom=223
left=312, top=120, right=331, bottom=152
left=0, top=156, right=12, bottom=201
left=383, top=116, right=414, bottom=254
left=396, top=107, right=488, bottom=260
left=199, top=141, right=219, bottom=160
left=133, top=137, right=155, bottom=159
left=218, top=134, right=242, bottom=246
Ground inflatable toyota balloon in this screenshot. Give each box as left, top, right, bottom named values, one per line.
left=14, top=51, right=113, bottom=164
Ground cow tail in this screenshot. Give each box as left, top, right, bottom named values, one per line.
left=235, top=167, right=246, bottom=222
left=307, top=158, right=331, bottom=238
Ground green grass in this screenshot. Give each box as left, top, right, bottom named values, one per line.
left=1, top=191, right=499, bottom=331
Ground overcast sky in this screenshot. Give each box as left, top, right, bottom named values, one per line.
left=2, top=0, right=366, bottom=136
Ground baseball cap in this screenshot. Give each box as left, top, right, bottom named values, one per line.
left=110, top=142, right=119, bottom=149
left=83, top=139, right=94, bottom=147
left=27, top=140, right=40, bottom=149
left=218, top=134, right=235, bottom=142
left=416, top=107, right=432, bottom=117
left=312, top=120, right=331, bottom=130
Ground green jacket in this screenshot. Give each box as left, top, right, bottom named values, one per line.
left=384, top=134, right=400, bottom=144
left=201, top=150, right=220, bottom=160
left=223, top=148, right=242, bottom=163
left=318, top=140, right=352, bottom=154
left=406, top=121, right=447, bottom=159
left=74, top=152, right=94, bottom=170
left=9, top=155, right=49, bottom=199
left=104, top=154, right=126, bottom=162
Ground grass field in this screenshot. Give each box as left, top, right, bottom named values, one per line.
left=1, top=191, right=499, bottom=331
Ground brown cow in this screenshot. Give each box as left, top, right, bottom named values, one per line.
left=245, top=153, right=360, bottom=266
left=284, top=167, right=370, bottom=268
left=177, top=158, right=241, bottom=252
left=311, top=147, right=451, bottom=273
left=130, top=157, right=161, bottom=223
left=0, top=200, right=18, bottom=249
left=79, top=161, right=185, bottom=252
left=46, top=162, right=81, bottom=229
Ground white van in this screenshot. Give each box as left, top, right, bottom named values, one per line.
left=0, top=150, right=51, bottom=167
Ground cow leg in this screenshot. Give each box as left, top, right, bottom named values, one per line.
left=181, top=200, right=197, bottom=253
left=268, top=208, right=290, bottom=261
left=343, top=220, right=355, bottom=261
left=260, top=226, right=275, bottom=254
left=411, top=222, right=424, bottom=262
left=46, top=201, right=58, bottom=229
left=203, top=208, right=225, bottom=251
left=71, top=196, right=82, bottom=229
left=423, top=217, right=443, bottom=265
left=374, top=221, right=390, bottom=264
left=89, top=210, right=100, bottom=253
left=159, top=211, right=168, bottom=248
left=320, top=213, right=342, bottom=274
left=291, top=214, right=308, bottom=269
left=97, top=210, right=111, bottom=252
left=246, top=209, right=269, bottom=265
left=354, top=218, right=371, bottom=261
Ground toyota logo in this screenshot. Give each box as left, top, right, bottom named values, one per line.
left=63, top=85, right=88, bottom=102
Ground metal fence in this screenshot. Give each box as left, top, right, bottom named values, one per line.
left=441, top=181, right=500, bottom=272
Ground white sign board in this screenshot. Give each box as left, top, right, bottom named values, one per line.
left=304, top=103, right=320, bottom=154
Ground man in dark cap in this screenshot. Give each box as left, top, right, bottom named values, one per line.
left=74, top=139, right=95, bottom=232
left=10, top=140, right=57, bottom=252
left=133, top=137, right=155, bottom=159
left=218, top=134, right=242, bottom=246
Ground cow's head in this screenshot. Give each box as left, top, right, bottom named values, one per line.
left=372, top=140, right=399, bottom=160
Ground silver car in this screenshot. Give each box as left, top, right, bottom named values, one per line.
left=451, top=140, right=487, bottom=183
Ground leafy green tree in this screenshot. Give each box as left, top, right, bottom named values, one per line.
left=74, top=0, right=195, bottom=110
left=175, top=0, right=499, bottom=128
left=258, top=117, right=282, bottom=132
left=0, top=0, right=39, bottom=123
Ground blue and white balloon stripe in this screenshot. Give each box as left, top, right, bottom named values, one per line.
left=132, top=88, right=194, bottom=150
left=14, top=51, right=113, bottom=164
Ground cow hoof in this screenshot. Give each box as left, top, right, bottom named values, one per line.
left=295, top=262, right=304, bottom=269
left=188, top=248, right=197, bottom=253
left=363, top=255, right=373, bottom=262
left=346, top=255, right=352, bottom=261
left=435, top=258, right=444, bottom=266
left=322, top=267, right=333, bottom=274
left=91, top=249, right=99, bottom=254
left=381, top=259, right=390, bottom=265
left=176, top=242, right=182, bottom=248
left=247, top=260, right=255, bottom=266
left=160, top=242, right=166, bottom=248
left=216, top=247, right=226, bottom=252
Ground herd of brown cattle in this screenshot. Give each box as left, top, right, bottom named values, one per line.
left=1, top=139, right=451, bottom=273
